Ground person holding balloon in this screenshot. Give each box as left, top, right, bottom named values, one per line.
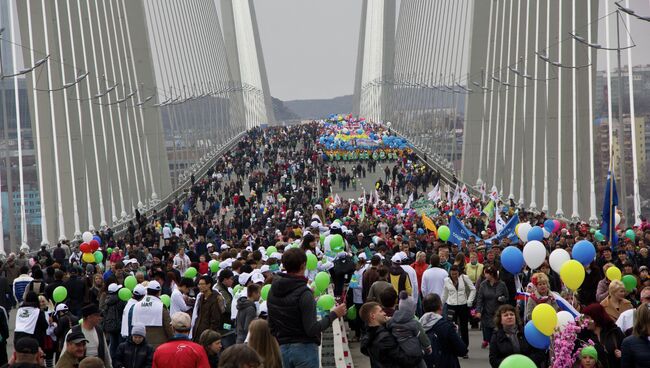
left=525, top=273, right=559, bottom=322
left=488, top=304, right=546, bottom=368
left=601, top=280, right=633, bottom=321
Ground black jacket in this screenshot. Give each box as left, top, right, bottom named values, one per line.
left=360, top=325, right=422, bottom=368
left=114, top=338, right=154, bottom=368
left=578, top=326, right=625, bottom=368
left=621, top=335, right=650, bottom=368
left=489, top=327, right=547, bottom=368
left=63, top=276, right=87, bottom=312
left=267, top=273, right=336, bottom=345
left=420, top=313, right=467, bottom=368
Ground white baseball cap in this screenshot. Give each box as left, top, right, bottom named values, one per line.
left=251, top=273, right=265, bottom=284
left=238, top=272, right=251, bottom=286
left=259, top=265, right=270, bottom=273
left=55, top=304, right=69, bottom=313
left=147, top=280, right=161, bottom=291
left=133, top=284, right=147, bottom=297
left=108, top=283, right=122, bottom=293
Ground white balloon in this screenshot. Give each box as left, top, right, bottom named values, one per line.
left=549, top=249, right=571, bottom=274
left=518, top=223, right=532, bottom=243
left=615, top=213, right=621, bottom=226
left=523, top=240, right=546, bottom=270
left=82, top=231, right=93, bottom=243
left=543, top=228, right=550, bottom=239
left=556, top=311, right=575, bottom=331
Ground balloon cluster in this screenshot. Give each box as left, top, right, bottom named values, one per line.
left=80, top=232, right=103, bottom=264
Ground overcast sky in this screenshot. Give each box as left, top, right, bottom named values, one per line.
left=253, top=0, right=363, bottom=101
left=252, top=0, right=650, bottom=102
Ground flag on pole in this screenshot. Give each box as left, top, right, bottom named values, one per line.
left=489, top=185, right=499, bottom=202
left=460, top=184, right=470, bottom=204
left=428, top=184, right=439, bottom=201
left=360, top=205, right=366, bottom=222
left=601, top=171, right=618, bottom=247
left=422, top=214, right=438, bottom=238
left=482, top=200, right=495, bottom=219
left=451, top=183, right=460, bottom=203
left=479, top=182, right=487, bottom=202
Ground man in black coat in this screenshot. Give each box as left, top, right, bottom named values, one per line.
left=359, top=301, right=422, bottom=368
left=63, top=267, right=87, bottom=317
left=419, top=294, right=467, bottom=368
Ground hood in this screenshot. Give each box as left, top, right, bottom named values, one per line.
left=269, top=273, right=308, bottom=298
left=237, top=296, right=256, bottom=311
left=420, top=312, right=443, bottom=330
left=390, top=307, right=414, bottom=324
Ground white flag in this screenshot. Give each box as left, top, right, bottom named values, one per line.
left=479, top=183, right=487, bottom=202
left=489, top=185, right=500, bottom=202
left=460, top=184, right=471, bottom=204
left=428, top=184, right=439, bottom=201
left=405, top=193, right=414, bottom=209
left=495, top=211, right=507, bottom=233
left=452, top=183, right=460, bottom=203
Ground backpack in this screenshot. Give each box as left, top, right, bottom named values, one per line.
left=333, top=255, right=355, bottom=277
left=424, top=322, right=443, bottom=367
left=102, top=296, right=123, bottom=333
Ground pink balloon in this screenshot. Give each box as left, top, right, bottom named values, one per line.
left=553, top=220, right=561, bottom=233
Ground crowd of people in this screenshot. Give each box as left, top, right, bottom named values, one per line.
left=0, top=122, right=649, bottom=368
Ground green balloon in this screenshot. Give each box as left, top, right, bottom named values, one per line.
left=53, top=286, right=67, bottom=303
left=320, top=233, right=326, bottom=245
left=160, top=294, right=171, bottom=308
left=124, top=275, right=137, bottom=291
left=347, top=305, right=357, bottom=320
left=315, top=271, right=331, bottom=292
left=107, top=248, right=113, bottom=255
left=438, top=225, right=451, bottom=241
left=261, top=284, right=271, bottom=301
left=93, top=251, right=103, bottom=263
left=622, top=274, right=637, bottom=292
left=307, top=253, right=318, bottom=271
left=184, top=267, right=198, bottom=279
left=317, top=294, right=336, bottom=311
left=266, top=246, right=278, bottom=257
left=233, top=284, right=243, bottom=296
left=589, top=228, right=596, bottom=234
left=118, top=287, right=132, bottom=302
left=594, top=231, right=605, bottom=242
left=626, top=229, right=636, bottom=242
left=330, top=234, right=344, bottom=252
left=499, top=354, right=536, bottom=368
left=209, top=260, right=220, bottom=273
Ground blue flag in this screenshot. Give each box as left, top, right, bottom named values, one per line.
left=601, top=171, right=618, bottom=247
left=486, top=213, right=520, bottom=245
left=447, top=216, right=479, bottom=246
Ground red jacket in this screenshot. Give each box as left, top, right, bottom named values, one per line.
left=152, top=337, right=210, bottom=368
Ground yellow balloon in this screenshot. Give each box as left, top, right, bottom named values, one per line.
left=515, top=223, right=521, bottom=237
left=560, top=260, right=585, bottom=291
left=532, top=304, right=558, bottom=336
left=606, top=266, right=622, bottom=281
left=82, top=252, right=95, bottom=264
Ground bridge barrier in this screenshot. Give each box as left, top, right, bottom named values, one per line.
left=319, top=286, right=354, bottom=368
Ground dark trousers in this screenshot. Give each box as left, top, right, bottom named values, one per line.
left=448, top=304, right=470, bottom=348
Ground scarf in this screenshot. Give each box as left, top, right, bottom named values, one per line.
left=503, top=325, right=520, bottom=353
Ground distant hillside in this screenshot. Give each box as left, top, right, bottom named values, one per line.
left=284, top=95, right=354, bottom=119
left=271, top=97, right=300, bottom=121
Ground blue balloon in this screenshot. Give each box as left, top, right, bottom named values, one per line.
left=524, top=321, right=550, bottom=349
left=417, top=228, right=425, bottom=235
left=93, top=235, right=102, bottom=245
left=501, top=246, right=525, bottom=274
left=572, top=240, right=596, bottom=265
left=543, top=219, right=555, bottom=233
left=527, top=226, right=544, bottom=242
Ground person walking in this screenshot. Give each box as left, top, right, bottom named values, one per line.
left=129, top=281, right=173, bottom=349
left=475, top=266, right=509, bottom=349
left=64, top=304, right=112, bottom=368
left=102, top=284, right=126, bottom=358
left=191, top=276, right=224, bottom=342
left=488, top=304, right=546, bottom=368
left=152, top=312, right=210, bottom=368
left=441, top=265, right=475, bottom=353
left=420, top=293, right=467, bottom=368
left=267, top=248, right=346, bottom=368
left=114, top=325, right=154, bottom=368
left=56, top=331, right=87, bottom=368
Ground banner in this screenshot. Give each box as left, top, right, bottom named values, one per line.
left=447, top=216, right=479, bottom=246
left=486, top=213, right=520, bottom=245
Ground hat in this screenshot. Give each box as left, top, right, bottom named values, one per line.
left=358, top=253, right=367, bottom=260
left=398, top=291, right=416, bottom=316
left=133, top=284, right=147, bottom=297
left=147, top=280, right=161, bottom=291
left=640, top=266, right=649, bottom=272
left=55, top=304, right=69, bottom=313
left=580, top=346, right=598, bottom=360
left=221, top=244, right=230, bottom=250
left=81, top=304, right=100, bottom=318
left=391, top=253, right=403, bottom=264
left=66, top=331, right=88, bottom=344
left=251, top=273, right=265, bottom=284
left=310, top=221, right=320, bottom=228
left=108, top=283, right=122, bottom=293
left=270, top=252, right=282, bottom=260
left=131, top=324, right=146, bottom=337
left=15, top=337, right=39, bottom=354
left=259, top=265, right=270, bottom=273
left=314, top=205, right=322, bottom=210
left=238, top=272, right=251, bottom=286
left=330, top=223, right=341, bottom=230
left=170, top=312, right=191, bottom=331
left=206, top=243, right=214, bottom=248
